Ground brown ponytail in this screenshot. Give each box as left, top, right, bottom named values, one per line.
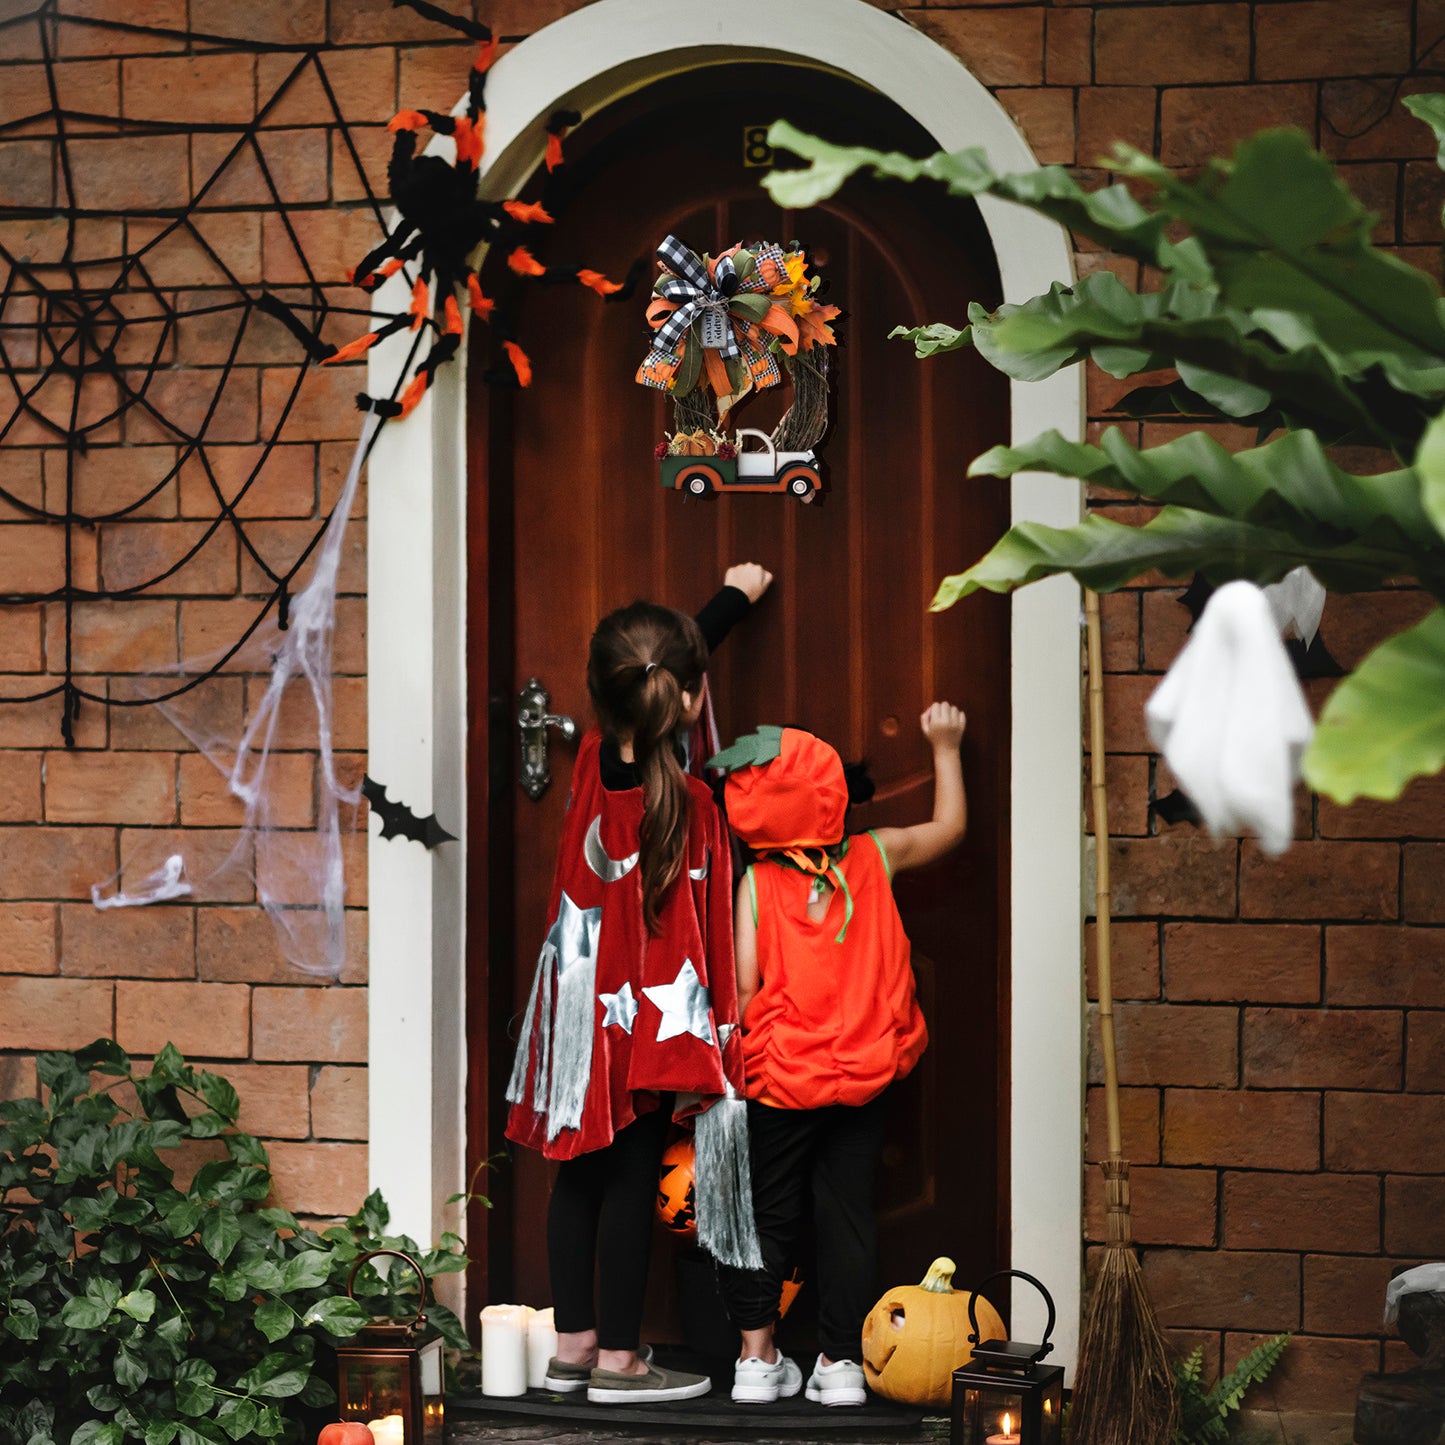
left=588, top=602, right=707, bottom=934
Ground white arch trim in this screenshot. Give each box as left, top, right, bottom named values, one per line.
left=366, top=0, right=1084, bottom=1372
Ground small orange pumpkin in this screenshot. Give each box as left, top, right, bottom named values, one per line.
left=861, top=1256, right=1005, bottom=1408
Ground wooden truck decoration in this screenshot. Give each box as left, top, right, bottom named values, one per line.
left=660, top=428, right=822, bottom=501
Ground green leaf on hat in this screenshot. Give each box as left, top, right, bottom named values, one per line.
left=707, top=724, right=784, bottom=774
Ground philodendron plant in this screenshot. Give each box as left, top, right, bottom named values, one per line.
left=762, top=99, right=1445, bottom=840
left=0, top=1040, right=468, bottom=1445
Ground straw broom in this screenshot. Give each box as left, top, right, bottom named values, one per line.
left=1067, top=590, right=1179, bottom=1445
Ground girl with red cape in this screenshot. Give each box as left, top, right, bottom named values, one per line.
left=505, top=579, right=768, bottom=1404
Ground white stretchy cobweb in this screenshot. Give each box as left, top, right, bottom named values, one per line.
left=93, top=417, right=378, bottom=977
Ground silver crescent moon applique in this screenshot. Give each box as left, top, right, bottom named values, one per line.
left=584, top=814, right=639, bottom=882
left=688, top=847, right=710, bottom=881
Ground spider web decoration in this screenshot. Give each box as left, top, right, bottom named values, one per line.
left=0, top=0, right=640, bottom=973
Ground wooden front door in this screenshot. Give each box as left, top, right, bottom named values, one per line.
left=466, top=62, right=1012, bottom=1332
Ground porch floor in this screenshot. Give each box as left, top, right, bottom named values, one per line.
left=444, top=1407, right=1357, bottom=1444
left=445, top=1413, right=949, bottom=1445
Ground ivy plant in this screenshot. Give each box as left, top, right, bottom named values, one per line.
left=0, top=1040, right=468, bottom=1445
left=762, top=102, right=1445, bottom=807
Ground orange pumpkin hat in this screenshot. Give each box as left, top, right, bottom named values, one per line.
left=713, top=726, right=848, bottom=854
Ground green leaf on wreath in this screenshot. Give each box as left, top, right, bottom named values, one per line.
left=1304, top=608, right=1445, bottom=802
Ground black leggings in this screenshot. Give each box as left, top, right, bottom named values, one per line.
left=717, top=1094, right=889, bottom=1363
left=547, top=1102, right=671, bottom=1351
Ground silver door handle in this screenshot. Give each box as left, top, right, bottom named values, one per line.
left=518, top=677, right=577, bottom=800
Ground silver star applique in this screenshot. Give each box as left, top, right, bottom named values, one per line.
left=644, top=959, right=714, bottom=1045
left=718, top=1022, right=736, bottom=1047
left=599, top=980, right=638, bottom=1034
left=547, top=890, right=602, bottom=978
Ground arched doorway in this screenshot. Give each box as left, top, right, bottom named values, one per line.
left=466, top=59, right=1011, bottom=1340
left=364, top=0, right=1083, bottom=1368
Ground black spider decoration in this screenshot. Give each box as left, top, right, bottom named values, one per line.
left=266, top=10, right=641, bottom=419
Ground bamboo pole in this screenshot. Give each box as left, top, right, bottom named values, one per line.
left=1069, top=589, right=1178, bottom=1445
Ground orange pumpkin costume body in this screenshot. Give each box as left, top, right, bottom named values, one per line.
left=743, top=837, right=927, bottom=1109
left=724, top=728, right=928, bottom=1110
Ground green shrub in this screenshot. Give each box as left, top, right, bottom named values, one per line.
left=0, top=1040, right=468, bottom=1445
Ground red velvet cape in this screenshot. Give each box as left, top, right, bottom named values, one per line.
left=506, top=729, right=746, bottom=1160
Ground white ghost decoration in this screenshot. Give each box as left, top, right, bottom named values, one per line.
left=1146, top=580, right=1314, bottom=856
left=1263, top=565, right=1326, bottom=649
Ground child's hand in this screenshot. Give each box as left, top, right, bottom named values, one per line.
left=725, top=562, right=774, bottom=603
left=921, top=701, right=966, bottom=749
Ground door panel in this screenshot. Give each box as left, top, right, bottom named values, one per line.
left=467, top=62, right=1011, bottom=1329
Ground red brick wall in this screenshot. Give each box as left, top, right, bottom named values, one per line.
left=0, top=0, right=500, bottom=1219
left=0, top=0, right=1439, bottom=1391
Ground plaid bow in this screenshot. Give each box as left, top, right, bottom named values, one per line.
left=638, top=235, right=789, bottom=397
left=652, top=235, right=741, bottom=360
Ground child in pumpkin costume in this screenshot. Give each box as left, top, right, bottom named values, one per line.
left=711, top=704, right=967, bottom=1406
left=506, top=573, right=771, bottom=1405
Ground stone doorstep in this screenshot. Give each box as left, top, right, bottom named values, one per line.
left=448, top=1408, right=1356, bottom=1444
left=1235, top=1409, right=1357, bottom=1445
left=445, top=1413, right=952, bottom=1444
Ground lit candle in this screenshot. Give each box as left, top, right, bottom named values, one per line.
left=365, top=1415, right=405, bottom=1445
left=986, top=1411, right=1021, bottom=1445
left=479, top=1303, right=529, bottom=1397
left=526, top=1306, right=557, bottom=1390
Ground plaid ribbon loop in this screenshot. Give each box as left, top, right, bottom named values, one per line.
left=652, top=236, right=742, bottom=360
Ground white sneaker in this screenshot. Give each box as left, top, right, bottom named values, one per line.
left=805, top=1353, right=866, bottom=1407
left=732, top=1351, right=803, bottom=1404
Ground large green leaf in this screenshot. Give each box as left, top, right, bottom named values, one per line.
left=763, top=120, right=1210, bottom=281
left=931, top=506, right=1403, bottom=609
left=969, top=426, right=1443, bottom=562
left=1303, top=608, right=1445, bottom=801
left=1114, top=131, right=1445, bottom=399
left=1404, top=93, right=1445, bottom=170
left=1412, top=406, right=1445, bottom=541
left=889, top=322, right=970, bottom=357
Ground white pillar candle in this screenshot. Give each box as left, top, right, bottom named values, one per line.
left=526, top=1306, right=557, bottom=1389
left=365, top=1415, right=406, bottom=1445
left=479, top=1303, right=529, bottom=1397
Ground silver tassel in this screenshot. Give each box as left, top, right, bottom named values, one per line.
left=694, top=1092, right=763, bottom=1270
left=533, top=956, right=553, bottom=1114
left=505, top=942, right=553, bottom=1108
left=546, top=953, right=597, bottom=1139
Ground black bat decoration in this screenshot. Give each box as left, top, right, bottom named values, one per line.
left=1285, top=633, right=1345, bottom=679
left=362, top=775, right=457, bottom=848
left=1177, top=573, right=1215, bottom=628
left=1150, top=788, right=1203, bottom=828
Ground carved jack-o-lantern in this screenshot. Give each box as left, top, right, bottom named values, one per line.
left=862, top=1257, right=1005, bottom=1408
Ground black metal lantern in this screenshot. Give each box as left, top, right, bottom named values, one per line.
left=334, top=1249, right=445, bottom=1445
left=951, top=1270, right=1065, bottom=1445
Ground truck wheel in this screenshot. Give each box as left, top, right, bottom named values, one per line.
left=782, top=467, right=817, bottom=499
left=682, top=470, right=714, bottom=498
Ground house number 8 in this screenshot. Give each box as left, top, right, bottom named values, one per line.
left=743, top=125, right=773, bottom=168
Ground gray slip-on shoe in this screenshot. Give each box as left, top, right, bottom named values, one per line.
left=587, top=1361, right=711, bottom=1403
left=545, top=1344, right=652, bottom=1393
left=542, top=1357, right=591, bottom=1392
